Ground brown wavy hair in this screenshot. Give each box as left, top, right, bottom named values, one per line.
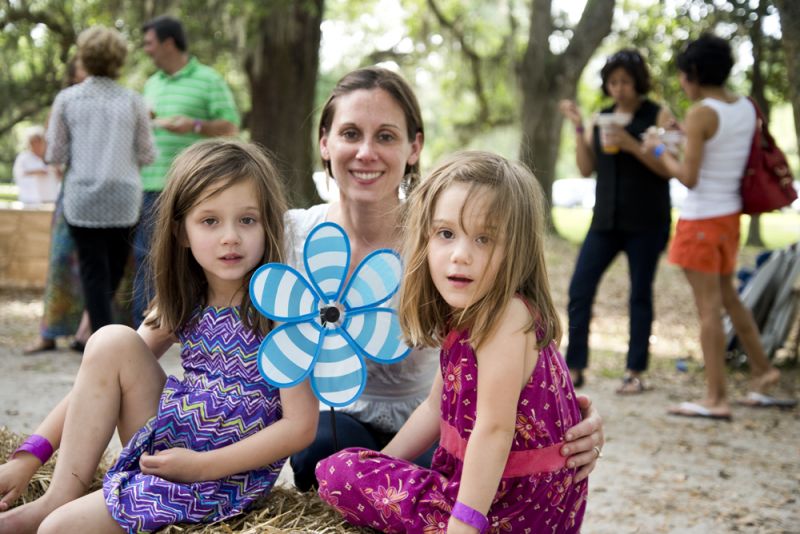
left=318, top=66, right=425, bottom=197
left=399, top=150, right=561, bottom=350
left=77, top=26, right=128, bottom=79
left=145, top=139, right=287, bottom=335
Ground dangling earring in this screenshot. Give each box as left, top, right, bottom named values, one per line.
left=400, top=171, right=419, bottom=198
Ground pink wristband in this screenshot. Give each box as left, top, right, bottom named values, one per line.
left=451, top=501, right=489, bottom=533
left=12, top=434, right=54, bottom=465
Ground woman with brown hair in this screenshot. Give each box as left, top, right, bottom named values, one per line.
left=46, top=26, right=155, bottom=333
left=289, top=66, right=606, bottom=491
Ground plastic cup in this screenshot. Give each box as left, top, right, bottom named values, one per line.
left=595, top=112, right=632, bottom=154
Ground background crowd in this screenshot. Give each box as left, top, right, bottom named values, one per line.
left=1, top=3, right=797, bottom=532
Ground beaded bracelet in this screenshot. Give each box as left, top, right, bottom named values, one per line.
left=451, top=501, right=489, bottom=533
left=12, top=434, right=54, bottom=465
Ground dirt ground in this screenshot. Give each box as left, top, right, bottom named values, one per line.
left=1, top=237, right=798, bottom=533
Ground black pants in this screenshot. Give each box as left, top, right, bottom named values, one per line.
left=566, top=224, right=670, bottom=372
left=67, top=224, right=134, bottom=332
left=290, top=410, right=437, bottom=491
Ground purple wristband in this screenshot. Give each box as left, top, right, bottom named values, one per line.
left=451, top=501, right=489, bottom=533
left=12, top=434, right=53, bottom=465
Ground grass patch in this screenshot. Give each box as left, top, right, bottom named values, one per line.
left=0, top=183, right=18, bottom=201
left=553, top=207, right=800, bottom=250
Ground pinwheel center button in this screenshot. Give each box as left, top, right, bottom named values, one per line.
left=320, top=305, right=341, bottom=324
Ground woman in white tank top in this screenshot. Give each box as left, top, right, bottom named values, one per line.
left=643, top=34, right=785, bottom=420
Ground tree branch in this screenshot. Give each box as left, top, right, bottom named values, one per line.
left=427, top=0, right=491, bottom=123
left=0, top=4, right=74, bottom=42
left=0, top=97, right=52, bottom=137
left=523, top=0, right=553, bottom=74
left=561, top=0, right=615, bottom=81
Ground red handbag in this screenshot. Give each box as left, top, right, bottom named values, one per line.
left=741, top=97, right=797, bottom=215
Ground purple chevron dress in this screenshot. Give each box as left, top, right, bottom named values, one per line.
left=103, top=306, right=283, bottom=533
left=317, top=326, right=588, bottom=533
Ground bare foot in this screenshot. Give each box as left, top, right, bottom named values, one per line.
left=750, top=367, right=780, bottom=394
left=0, top=496, right=58, bottom=534
left=22, top=338, right=56, bottom=355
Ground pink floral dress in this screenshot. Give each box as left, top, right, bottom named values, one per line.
left=316, top=326, right=588, bottom=533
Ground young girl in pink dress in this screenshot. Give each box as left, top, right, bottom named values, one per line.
left=317, top=150, right=589, bottom=533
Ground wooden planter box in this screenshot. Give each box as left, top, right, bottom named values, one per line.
left=0, top=202, right=53, bottom=289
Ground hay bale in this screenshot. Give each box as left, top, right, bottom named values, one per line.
left=0, top=428, right=373, bottom=533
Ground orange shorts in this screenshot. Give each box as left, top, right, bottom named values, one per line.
left=668, top=212, right=741, bottom=275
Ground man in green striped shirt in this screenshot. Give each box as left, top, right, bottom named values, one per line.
left=133, top=15, right=240, bottom=326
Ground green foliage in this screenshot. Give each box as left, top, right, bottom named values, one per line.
left=2, top=0, right=795, bottom=189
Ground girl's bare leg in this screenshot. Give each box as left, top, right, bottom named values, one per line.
left=719, top=273, right=780, bottom=391
left=683, top=269, right=730, bottom=412
left=38, top=490, right=123, bottom=534
left=0, top=325, right=165, bottom=534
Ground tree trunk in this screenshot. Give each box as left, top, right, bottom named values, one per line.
left=773, top=0, right=800, bottom=167
left=245, top=1, right=323, bottom=208
left=518, top=0, right=615, bottom=227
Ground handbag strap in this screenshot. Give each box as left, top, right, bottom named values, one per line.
left=746, top=96, right=776, bottom=147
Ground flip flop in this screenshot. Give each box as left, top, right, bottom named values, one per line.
left=737, top=392, right=798, bottom=409
left=668, top=401, right=732, bottom=421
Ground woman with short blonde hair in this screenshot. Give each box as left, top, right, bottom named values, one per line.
left=76, top=25, right=127, bottom=79
left=46, top=25, right=155, bottom=333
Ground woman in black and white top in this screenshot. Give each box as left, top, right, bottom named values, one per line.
left=47, top=26, right=155, bottom=332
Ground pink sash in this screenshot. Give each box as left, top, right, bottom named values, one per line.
left=440, top=421, right=567, bottom=478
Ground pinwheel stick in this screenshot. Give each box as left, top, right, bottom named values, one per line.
left=329, top=406, right=339, bottom=450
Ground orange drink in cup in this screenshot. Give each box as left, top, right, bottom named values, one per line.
left=595, top=112, right=632, bottom=154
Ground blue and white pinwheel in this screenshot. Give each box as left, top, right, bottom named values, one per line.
left=249, top=222, right=411, bottom=407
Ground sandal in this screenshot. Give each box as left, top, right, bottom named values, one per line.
left=616, top=373, right=646, bottom=395
left=23, top=339, right=56, bottom=355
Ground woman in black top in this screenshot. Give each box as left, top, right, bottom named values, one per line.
left=559, top=49, right=674, bottom=394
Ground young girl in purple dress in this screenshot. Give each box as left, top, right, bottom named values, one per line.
left=0, top=139, right=318, bottom=534
left=317, top=151, right=590, bottom=533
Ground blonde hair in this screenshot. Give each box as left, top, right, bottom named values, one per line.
left=77, top=26, right=127, bottom=79
left=145, top=139, right=288, bottom=335
left=399, top=150, right=561, bottom=350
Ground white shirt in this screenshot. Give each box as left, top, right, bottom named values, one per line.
left=46, top=77, right=155, bottom=227
left=680, top=97, right=756, bottom=220
left=284, top=203, right=438, bottom=433
left=12, top=150, right=60, bottom=204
